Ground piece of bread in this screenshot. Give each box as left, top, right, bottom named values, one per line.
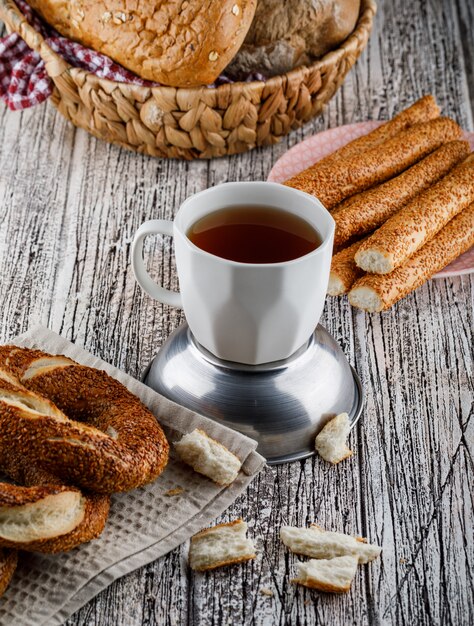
left=328, top=242, right=366, bottom=296
left=315, top=413, right=353, bottom=463
left=281, top=524, right=381, bottom=564
left=349, top=202, right=474, bottom=312
left=354, top=154, right=474, bottom=274
left=285, top=117, right=461, bottom=209
left=0, top=548, right=17, bottom=598
left=332, top=140, right=470, bottom=249
left=189, top=519, right=256, bottom=571
left=292, top=555, right=359, bottom=592
left=226, top=0, right=361, bottom=78
left=27, top=0, right=257, bottom=87
left=175, top=429, right=242, bottom=486
left=0, top=459, right=110, bottom=554
left=0, top=485, right=85, bottom=544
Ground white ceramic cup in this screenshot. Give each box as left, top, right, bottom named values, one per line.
left=132, top=182, right=334, bottom=365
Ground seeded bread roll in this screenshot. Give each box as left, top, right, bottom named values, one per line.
left=27, top=0, right=257, bottom=87
left=285, top=117, right=461, bottom=209
left=332, top=140, right=470, bottom=249
left=354, top=154, right=474, bottom=274
left=349, top=202, right=474, bottom=312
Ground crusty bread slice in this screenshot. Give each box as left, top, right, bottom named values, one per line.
left=0, top=488, right=85, bottom=543
left=280, top=524, right=381, bottom=564
left=292, top=555, right=359, bottom=592
left=175, top=429, right=242, bottom=486
left=315, top=412, right=353, bottom=464
left=189, top=519, right=256, bottom=572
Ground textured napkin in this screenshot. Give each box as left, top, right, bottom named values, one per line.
left=0, top=326, right=266, bottom=626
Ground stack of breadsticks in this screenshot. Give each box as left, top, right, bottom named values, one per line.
left=285, top=96, right=474, bottom=312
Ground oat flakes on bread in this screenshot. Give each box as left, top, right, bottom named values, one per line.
left=189, top=519, right=256, bottom=572
left=27, top=0, right=257, bottom=87
left=174, top=429, right=242, bottom=486
left=292, top=555, right=359, bottom=593
left=315, top=412, right=353, bottom=463
left=280, top=524, right=381, bottom=564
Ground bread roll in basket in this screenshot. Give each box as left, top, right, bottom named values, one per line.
left=0, top=0, right=376, bottom=159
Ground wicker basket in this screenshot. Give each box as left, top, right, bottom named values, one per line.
left=0, top=0, right=376, bottom=159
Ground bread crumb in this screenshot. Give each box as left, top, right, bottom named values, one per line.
left=209, top=51, right=219, bottom=62
left=315, top=413, right=353, bottom=464
left=232, top=4, right=240, bottom=15
left=292, top=555, right=359, bottom=593
left=164, top=487, right=185, bottom=497
left=175, top=429, right=241, bottom=486
left=280, top=525, right=381, bottom=564
left=260, top=588, right=273, bottom=597
left=189, top=519, right=256, bottom=571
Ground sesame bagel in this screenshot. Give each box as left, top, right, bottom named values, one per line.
left=0, top=347, right=169, bottom=494
left=0, top=548, right=17, bottom=598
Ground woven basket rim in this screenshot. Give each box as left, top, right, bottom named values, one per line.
left=0, top=0, right=377, bottom=94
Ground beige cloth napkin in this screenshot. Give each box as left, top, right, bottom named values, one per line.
left=0, top=326, right=266, bottom=626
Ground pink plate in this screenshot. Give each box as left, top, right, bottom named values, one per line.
left=268, top=121, right=474, bottom=278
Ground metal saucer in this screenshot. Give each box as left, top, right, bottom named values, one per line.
left=142, top=323, right=363, bottom=465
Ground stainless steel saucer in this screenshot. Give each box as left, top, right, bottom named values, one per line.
left=142, top=323, right=363, bottom=465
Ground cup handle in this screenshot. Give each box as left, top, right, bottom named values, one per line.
left=132, top=220, right=183, bottom=308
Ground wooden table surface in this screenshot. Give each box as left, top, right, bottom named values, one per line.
left=1, top=1, right=473, bottom=624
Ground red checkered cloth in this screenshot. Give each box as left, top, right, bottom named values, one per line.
left=0, top=1, right=265, bottom=111
left=0, top=0, right=153, bottom=110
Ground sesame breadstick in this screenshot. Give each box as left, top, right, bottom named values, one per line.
left=328, top=240, right=366, bottom=296
left=316, top=95, right=440, bottom=170
left=354, top=154, right=474, bottom=274
left=332, top=140, right=470, bottom=248
left=348, top=203, right=474, bottom=312
left=285, top=117, right=461, bottom=209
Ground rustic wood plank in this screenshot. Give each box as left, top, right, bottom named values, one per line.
left=0, top=0, right=472, bottom=624
left=454, top=0, right=474, bottom=116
